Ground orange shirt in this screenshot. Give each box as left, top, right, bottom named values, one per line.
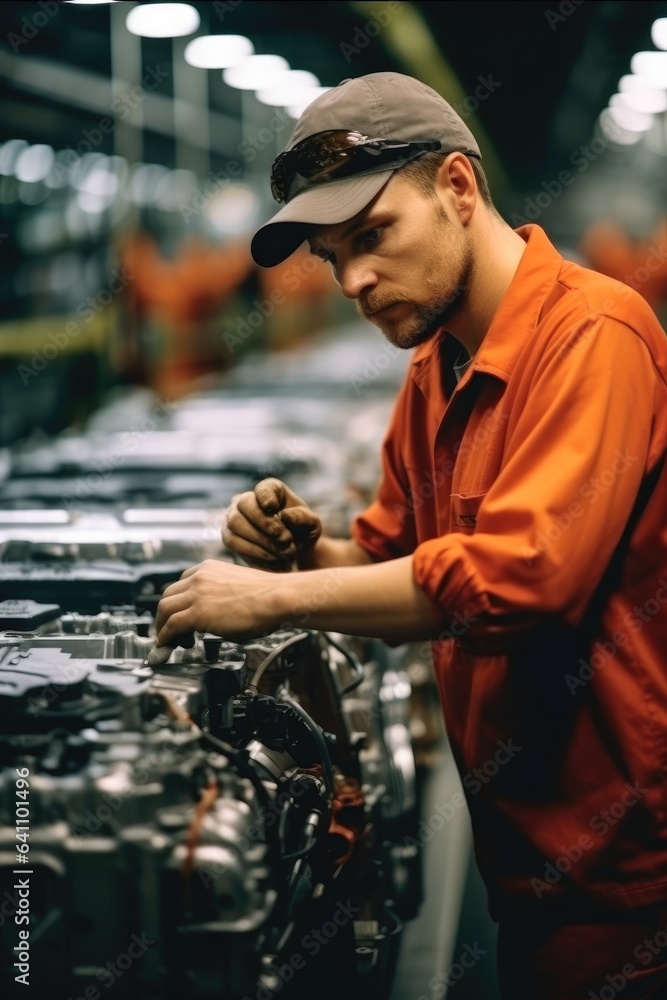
left=352, top=224, right=667, bottom=918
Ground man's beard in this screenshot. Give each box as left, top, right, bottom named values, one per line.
left=360, top=234, right=474, bottom=350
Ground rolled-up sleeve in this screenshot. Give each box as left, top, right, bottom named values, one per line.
left=413, top=317, right=664, bottom=648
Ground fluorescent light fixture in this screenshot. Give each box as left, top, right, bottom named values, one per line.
left=184, top=34, right=254, bottom=68
left=77, top=190, right=112, bottom=214
left=630, top=51, right=667, bottom=88
left=606, top=103, right=653, bottom=133
left=0, top=139, right=29, bottom=175
left=598, top=109, right=642, bottom=145
left=129, top=163, right=170, bottom=205
left=651, top=17, right=667, bottom=50
left=63, top=1, right=121, bottom=5
left=223, top=55, right=290, bottom=90
left=126, top=3, right=200, bottom=38
left=256, top=70, right=321, bottom=107
left=205, top=184, right=260, bottom=232
left=15, top=144, right=55, bottom=183
left=613, top=84, right=667, bottom=114
left=287, top=88, right=332, bottom=118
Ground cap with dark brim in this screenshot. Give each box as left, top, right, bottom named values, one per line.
left=251, top=168, right=395, bottom=268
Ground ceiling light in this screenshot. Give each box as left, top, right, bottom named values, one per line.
left=613, top=86, right=667, bottom=114
left=255, top=70, right=321, bottom=107
left=126, top=3, right=200, bottom=38
left=630, top=51, right=667, bottom=88
left=205, top=184, right=260, bottom=233
left=0, top=140, right=29, bottom=176
left=15, top=145, right=55, bottom=183
left=606, top=104, right=653, bottom=133
left=184, top=34, right=254, bottom=68
left=223, top=55, right=290, bottom=90
left=287, top=88, right=332, bottom=118
left=598, top=110, right=642, bottom=145
left=651, top=17, right=667, bottom=50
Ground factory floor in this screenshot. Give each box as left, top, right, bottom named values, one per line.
left=390, top=734, right=502, bottom=1000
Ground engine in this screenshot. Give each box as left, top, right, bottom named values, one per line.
left=0, top=600, right=422, bottom=999
left=0, top=335, right=424, bottom=998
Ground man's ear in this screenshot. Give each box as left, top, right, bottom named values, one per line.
left=435, top=152, right=477, bottom=224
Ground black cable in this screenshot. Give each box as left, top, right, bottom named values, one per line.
left=198, top=729, right=273, bottom=814
left=322, top=632, right=365, bottom=695
left=276, top=690, right=335, bottom=805
left=198, top=729, right=286, bottom=864
left=245, top=631, right=312, bottom=694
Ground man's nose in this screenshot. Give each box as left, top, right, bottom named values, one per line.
left=336, top=258, right=378, bottom=300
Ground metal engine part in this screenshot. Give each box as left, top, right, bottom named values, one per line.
left=0, top=604, right=422, bottom=999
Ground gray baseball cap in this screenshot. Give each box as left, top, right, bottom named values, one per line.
left=251, top=72, right=481, bottom=268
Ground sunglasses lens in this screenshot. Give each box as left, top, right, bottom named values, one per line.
left=271, top=132, right=368, bottom=202
left=270, top=131, right=440, bottom=203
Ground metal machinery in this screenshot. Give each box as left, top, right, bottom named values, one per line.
left=0, top=330, right=426, bottom=999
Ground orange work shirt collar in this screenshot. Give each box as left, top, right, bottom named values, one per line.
left=411, top=224, right=564, bottom=400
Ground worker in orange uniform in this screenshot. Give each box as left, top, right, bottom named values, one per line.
left=155, top=74, right=667, bottom=999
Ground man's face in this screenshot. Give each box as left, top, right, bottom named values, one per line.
left=309, top=171, right=474, bottom=350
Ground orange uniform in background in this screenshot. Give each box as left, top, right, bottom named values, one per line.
left=353, top=225, right=667, bottom=923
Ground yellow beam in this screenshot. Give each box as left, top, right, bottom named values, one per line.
left=347, top=1, right=509, bottom=196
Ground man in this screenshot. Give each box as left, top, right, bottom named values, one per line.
left=155, top=73, right=667, bottom=998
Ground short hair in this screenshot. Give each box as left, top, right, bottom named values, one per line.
left=399, top=150, right=496, bottom=210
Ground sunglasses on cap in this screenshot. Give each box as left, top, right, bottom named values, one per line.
left=270, top=130, right=446, bottom=204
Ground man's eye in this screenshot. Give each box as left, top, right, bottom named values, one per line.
left=314, top=247, right=335, bottom=264
left=359, top=228, right=381, bottom=248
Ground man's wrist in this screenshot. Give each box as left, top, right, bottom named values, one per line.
left=296, top=539, right=321, bottom=570
left=267, top=569, right=302, bottom=628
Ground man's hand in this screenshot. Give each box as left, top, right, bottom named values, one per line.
left=154, top=559, right=283, bottom=646
left=154, top=554, right=443, bottom=648
left=222, top=478, right=322, bottom=571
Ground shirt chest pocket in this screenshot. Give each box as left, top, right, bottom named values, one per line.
left=449, top=490, right=487, bottom=534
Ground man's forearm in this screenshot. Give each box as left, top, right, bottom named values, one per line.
left=276, top=554, right=442, bottom=643
left=298, top=535, right=375, bottom=569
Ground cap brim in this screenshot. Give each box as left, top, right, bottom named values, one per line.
left=251, top=169, right=395, bottom=267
